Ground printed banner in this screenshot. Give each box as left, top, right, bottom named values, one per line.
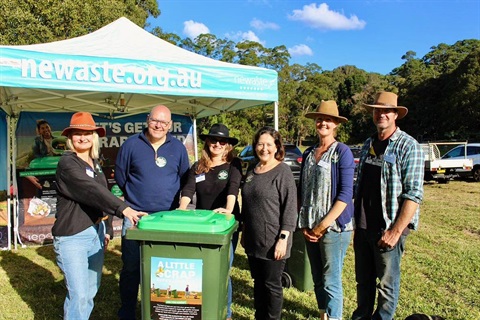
left=15, top=111, right=194, bottom=244
left=150, top=257, right=203, bottom=320
left=1, top=47, right=278, bottom=102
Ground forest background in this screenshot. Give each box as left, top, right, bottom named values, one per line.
left=1, top=0, right=479, bottom=146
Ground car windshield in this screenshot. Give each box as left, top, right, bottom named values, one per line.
left=284, top=144, right=302, bottom=156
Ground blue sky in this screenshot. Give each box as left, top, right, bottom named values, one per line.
left=147, top=1, right=480, bottom=75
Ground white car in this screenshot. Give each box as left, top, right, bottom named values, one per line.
left=441, top=143, right=480, bottom=182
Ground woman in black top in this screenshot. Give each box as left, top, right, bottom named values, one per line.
left=53, top=112, right=146, bottom=320
left=179, top=123, right=242, bottom=320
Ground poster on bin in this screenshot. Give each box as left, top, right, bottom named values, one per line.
left=150, top=257, right=203, bottom=320
left=15, top=112, right=194, bottom=245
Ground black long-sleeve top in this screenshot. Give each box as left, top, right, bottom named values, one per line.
left=52, top=151, right=128, bottom=237
left=181, top=158, right=242, bottom=219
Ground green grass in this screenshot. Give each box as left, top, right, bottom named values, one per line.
left=1, top=180, right=479, bottom=319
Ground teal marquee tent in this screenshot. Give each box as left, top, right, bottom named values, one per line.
left=0, top=17, right=278, bottom=249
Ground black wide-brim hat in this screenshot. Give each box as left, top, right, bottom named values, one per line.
left=199, top=123, right=238, bottom=146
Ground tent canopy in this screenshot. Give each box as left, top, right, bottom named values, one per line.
left=0, top=17, right=278, bottom=119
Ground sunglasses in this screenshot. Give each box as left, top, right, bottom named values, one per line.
left=208, top=137, right=228, bottom=145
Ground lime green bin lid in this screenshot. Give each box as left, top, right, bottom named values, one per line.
left=29, top=156, right=61, bottom=169
left=137, top=209, right=235, bottom=234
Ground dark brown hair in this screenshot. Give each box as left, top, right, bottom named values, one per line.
left=252, top=126, right=285, bottom=161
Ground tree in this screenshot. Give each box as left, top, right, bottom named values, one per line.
left=0, top=0, right=160, bottom=45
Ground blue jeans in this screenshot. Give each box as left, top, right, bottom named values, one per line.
left=118, top=217, right=141, bottom=320
left=352, top=229, right=406, bottom=320
left=305, top=231, right=351, bottom=320
left=53, top=223, right=105, bottom=320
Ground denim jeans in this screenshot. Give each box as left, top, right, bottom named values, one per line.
left=118, top=217, right=141, bottom=320
left=247, top=256, right=286, bottom=320
left=305, top=230, right=351, bottom=320
left=352, top=229, right=406, bottom=320
left=53, top=223, right=105, bottom=320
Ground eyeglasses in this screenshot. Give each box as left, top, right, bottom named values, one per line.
left=148, top=118, right=171, bottom=128
left=209, top=138, right=228, bottom=145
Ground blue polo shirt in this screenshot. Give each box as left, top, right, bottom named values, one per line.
left=115, top=129, right=190, bottom=213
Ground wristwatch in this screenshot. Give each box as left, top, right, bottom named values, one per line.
left=279, top=233, right=287, bottom=240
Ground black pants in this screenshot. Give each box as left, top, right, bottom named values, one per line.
left=247, top=256, right=286, bottom=320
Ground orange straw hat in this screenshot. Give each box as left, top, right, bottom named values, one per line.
left=61, top=112, right=106, bottom=137
left=363, top=92, right=408, bottom=119
left=305, top=100, right=348, bottom=123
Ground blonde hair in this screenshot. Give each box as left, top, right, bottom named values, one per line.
left=196, top=141, right=234, bottom=174
left=66, top=131, right=100, bottom=159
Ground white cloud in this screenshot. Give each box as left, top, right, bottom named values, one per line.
left=288, top=3, right=366, bottom=30
left=225, top=30, right=265, bottom=45
left=288, top=44, right=314, bottom=57
left=250, top=18, right=280, bottom=31
left=183, top=20, right=210, bottom=39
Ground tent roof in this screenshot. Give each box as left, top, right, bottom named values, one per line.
left=0, top=17, right=278, bottom=119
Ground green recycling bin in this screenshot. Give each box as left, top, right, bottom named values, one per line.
left=284, top=229, right=314, bottom=291
left=126, top=209, right=238, bottom=320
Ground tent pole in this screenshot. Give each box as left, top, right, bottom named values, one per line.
left=6, top=115, right=12, bottom=250
left=274, top=101, right=279, bottom=131
left=193, top=118, right=198, bottom=162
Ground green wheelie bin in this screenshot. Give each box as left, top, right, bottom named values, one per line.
left=284, top=229, right=314, bottom=291
left=126, top=209, right=238, bottom=320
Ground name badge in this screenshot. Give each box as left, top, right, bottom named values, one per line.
left=384, top=153, right=396, bottom=164
left=317, top=160, right=330, bottom=169
left=86, top=168, right=95, bottom=178
left=196, top=173, right=206, bottom=183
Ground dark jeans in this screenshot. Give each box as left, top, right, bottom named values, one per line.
left=118, top=235, right=141, bottom=320
left=247, top=256, right=286, bottom=320
left=352, top=229, right=406, bottom=320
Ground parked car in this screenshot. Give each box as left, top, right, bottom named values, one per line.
left=349, top=145, right=362, bottom=181
left=441, top=143, right=480, bottom=182
left=238, top=143, right=303, bottom=184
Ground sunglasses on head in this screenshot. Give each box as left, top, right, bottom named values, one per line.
left=209, top=137, right=228, bottom=145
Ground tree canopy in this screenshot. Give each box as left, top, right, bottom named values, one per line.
left=1, top=7, right=478, bottom=144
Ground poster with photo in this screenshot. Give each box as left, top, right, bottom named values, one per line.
left=15, top=111, right=194, bottom=244
left=149, top=257, right=203, bottom=320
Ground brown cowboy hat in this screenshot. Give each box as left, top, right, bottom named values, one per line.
left=363, top=92, right=408, bottom=119
left=305, top=100, right=348, bottom=123
left=199, top=123, right=238, bottom=146
left=61, top=112, right=106, bottom=137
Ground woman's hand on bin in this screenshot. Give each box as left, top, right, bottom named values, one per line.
left=122, top=207, right=147, bottom=226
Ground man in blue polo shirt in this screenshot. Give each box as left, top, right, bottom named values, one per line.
left=115, top=105, right=190, bottom=320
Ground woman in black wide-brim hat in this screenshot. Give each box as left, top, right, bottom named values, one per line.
left=179, top=123, right=241, bottom=320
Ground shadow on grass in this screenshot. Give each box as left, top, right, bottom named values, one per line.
left=0, top=247, right=64, bottom=320
left=34, top=241, right=130, bottom=320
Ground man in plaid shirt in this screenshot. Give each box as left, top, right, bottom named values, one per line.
left=352, top=92, right=424, bottom=320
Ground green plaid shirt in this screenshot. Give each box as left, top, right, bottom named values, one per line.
left=355, top=127, right=424, bottom=230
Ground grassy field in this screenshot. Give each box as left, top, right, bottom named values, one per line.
left=0, top=180, right=479, bottom=319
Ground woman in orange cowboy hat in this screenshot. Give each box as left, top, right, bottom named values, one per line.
left=52, top=112, right=146, bottom=320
